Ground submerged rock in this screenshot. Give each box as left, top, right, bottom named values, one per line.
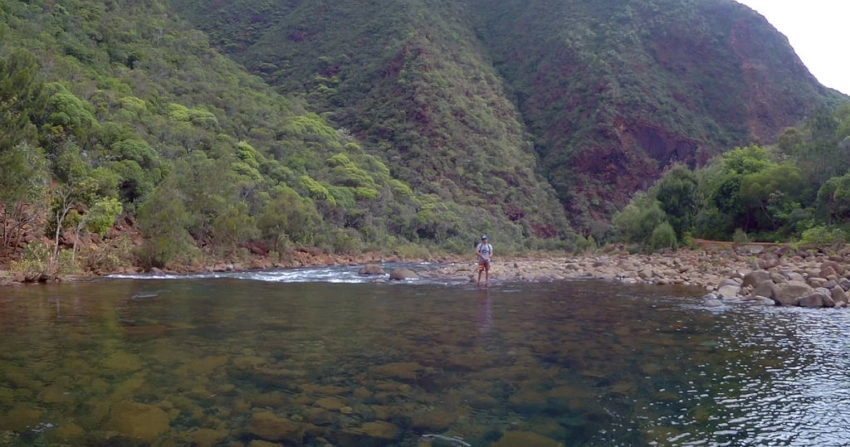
left=370, top=361, right=424, bottom=380
left=246, top=411, right=304, bottom=444
left=389, top=268, right=419, bottom=280
left=338, top=421, right=401, bottom=446
left=0, top=406, right=41, bottom=433
left=359, top=264, right=386, bottom=275
left=493, top=431, right=561, bottom=447
left=107, top=401, right=170, bottom=442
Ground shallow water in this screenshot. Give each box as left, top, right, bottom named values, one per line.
left=2, top=267, right=850, bottom=446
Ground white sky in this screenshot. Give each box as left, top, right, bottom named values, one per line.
left=736, top=0, right=849, bottom=95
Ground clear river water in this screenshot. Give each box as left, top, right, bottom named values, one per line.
left=1, top=263, right=850, bottom=446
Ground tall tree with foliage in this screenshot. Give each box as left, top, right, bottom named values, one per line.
left=0, top=49, right=49, bottom=251
left=653, top=165, right=699, bottom=240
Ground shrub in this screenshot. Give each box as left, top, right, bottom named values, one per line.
left=648, top=222, right=677, bottom=252
left=732, top=228, right=749, bottom=244
left=799, top=225, right=846, bottom=246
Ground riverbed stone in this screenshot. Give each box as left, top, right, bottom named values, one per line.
left=717, top=284, right=740, bottom=298
left=359, top=264, right=385, bottom=275
left=46, top=422, right=84, bottom=443
left=38, top=384, right=71, bottom=404
left=797, top=293, right=831, bottom=308
left=411, top=409, right=455, bottom=431
left=303, top=407, right=335, bottom=426
left=185, top=428, right=229, bottom=447
left=807, top=277, right=828, bottom=288
left=508, top=389, right=548, bottom=414
left=0, top=405, right=41, bottom=432
left=831, top=286, right=848, bottom=307
left=314, top=396, right=347, bottom=411
left=102, top=351, right=143, bottom=373
left=247, top=441, right=280, bottom=447
left=371, top=362, right=423, bottom=380
left=336, top=421, right=401, bottom=446
left=742, top=270, right=771, bottom=288
left=302, top=384, right=348, bottom=395
left=493, top=431, right=561, bottom=447
left=246, top=411, right=304, bottom=444
left=107, top=401, right=170, bottom=442
left=389, top=268, right=418, bottom=280
left=749, top=281, right=777, bottom=301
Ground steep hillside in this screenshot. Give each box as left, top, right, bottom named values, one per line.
left=171, top=0, right=570, bottom=239
left=3, top=0, right=555, bottom=278
left=473, top=0, right=844, bottom=231
left=171, top=0, right=845, bottom=235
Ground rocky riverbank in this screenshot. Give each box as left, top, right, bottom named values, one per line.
left=5, top=242, right=850, bottom=308
left=421, top=243, right=850, bottom=308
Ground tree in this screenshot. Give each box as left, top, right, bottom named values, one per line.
left=817, top=172, right=850, bottom=223
left=654, top=164, right=698, bottom=240
left=0, top=49, right=44, bottom=151
left=70, top=196, right=123, bottom=263
left=136, top=178, right=193, bottom=268
left=0, top=143, right=48, bottom=250
left=257, top=186, right=322, bottom=253
left=47, top=145, right=103, bottom=271
left=738, top=162, right=803, bottom=232
left=0, top=50, right=48, bottom=252
left=612, top=192, right=669, bottom=252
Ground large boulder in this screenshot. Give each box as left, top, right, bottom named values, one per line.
left=748, top=281, right=777, bottom=301
left=389, top=268, right=418, bottom=280
left=742, top=270, right=772, bottom=288
left=358, top=264, right=385, bottom=275
left=831, top=286, right=849, bottom=307
left=717, top=283, right=741, bottom=299
left=798, top=290, right=830, bottom=308
left=772, top=280, right=814, bottom=306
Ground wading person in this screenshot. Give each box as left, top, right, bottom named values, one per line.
left=476, top=235, right=493, bottom=287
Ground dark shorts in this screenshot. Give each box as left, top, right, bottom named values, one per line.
left=478, top=260, right=490, bottom=271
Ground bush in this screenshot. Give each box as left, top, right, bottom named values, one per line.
left=732, top=228, right=749, bottom=244
left=799, top=225, right=847, bottom=246
left=648, top=222, right=677, bottom=252
left=10, top=242, right=51, bottom=280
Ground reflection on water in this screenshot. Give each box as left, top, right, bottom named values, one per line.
left=2, top=276, right=850, bottom=446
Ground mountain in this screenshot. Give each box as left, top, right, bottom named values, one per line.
left=169, top=0, right=570, bottom=239
left=170, top=0, right=845, bottom=234
left=1, top=0, right=846, bottom=274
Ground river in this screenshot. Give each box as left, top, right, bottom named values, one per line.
left=1, top=264, right=849, bottom=446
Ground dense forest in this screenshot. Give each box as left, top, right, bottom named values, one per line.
left=0, top=0, right=848, bottom=277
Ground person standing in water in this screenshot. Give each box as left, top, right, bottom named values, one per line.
left=476, top=235, right=493, bottom=287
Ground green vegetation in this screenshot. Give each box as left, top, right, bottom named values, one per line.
left=0, top=0, right=571, bottom=276
left=0, top=0, right=848, bottom=274
left=613, top=104, right=850, bottom=251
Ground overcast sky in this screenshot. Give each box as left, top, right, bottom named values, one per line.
left=736, top=0, right=849, bottom=95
